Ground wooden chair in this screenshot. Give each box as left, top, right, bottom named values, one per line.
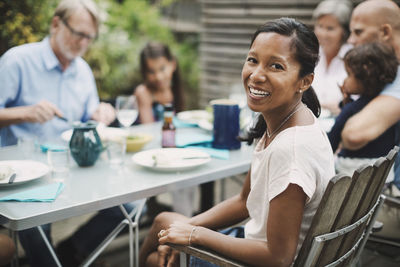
left=169, top=147, right=399, bottom=267
left=368, top=146, right=400, bottom=250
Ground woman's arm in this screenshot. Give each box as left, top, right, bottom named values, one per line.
left=134, top=85, right=155, bottom=124
left=160, top=183, right=306, bottom=267
left=189, top=170, right=251, bottom=229
left=139, top=170, right=251, bottom=267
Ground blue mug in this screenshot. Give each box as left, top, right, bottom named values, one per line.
left=212, top=99, right=241, bottom=150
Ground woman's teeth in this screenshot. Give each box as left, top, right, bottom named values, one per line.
left=249, top=87, right=270, bottom=97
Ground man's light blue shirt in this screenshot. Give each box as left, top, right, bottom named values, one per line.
left=0, top=38, right=99, bottom=146
left=381, top=65, right=400, bottom=98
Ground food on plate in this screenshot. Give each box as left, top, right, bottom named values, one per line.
left=0, top=165, right=14, bottom=180
left=127, top=135, right=140, bottom=140
left=151, top=151, right=172, bottom=166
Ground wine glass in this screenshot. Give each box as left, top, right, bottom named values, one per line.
left=116, top=95, right=138, bottom=129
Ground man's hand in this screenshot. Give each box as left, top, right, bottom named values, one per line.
left=91, top=102, right=116, bottom=126
left=25, top=100, right=63, bottom=123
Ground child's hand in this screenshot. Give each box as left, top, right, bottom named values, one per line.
left=338, top=83, right=352, bottom=106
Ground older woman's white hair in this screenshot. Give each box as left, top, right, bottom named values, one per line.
left=312, top=0, right=353, bottom=39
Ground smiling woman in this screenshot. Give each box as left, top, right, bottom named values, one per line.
left=138, top=18, right=335, bottom=267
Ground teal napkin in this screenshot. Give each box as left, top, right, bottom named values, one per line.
left=173, top=117, right=198, bottom=128
left=40, top=144, right=68, bottom=153
left=0, top=182, right=64, bottom=202
left=176, top=131, right=213, bottom=147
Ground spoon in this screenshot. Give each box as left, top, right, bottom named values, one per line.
left=8, top=172, right=16, bottom=184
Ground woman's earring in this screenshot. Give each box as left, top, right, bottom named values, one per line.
left=298, top=89, right=303, bottom=93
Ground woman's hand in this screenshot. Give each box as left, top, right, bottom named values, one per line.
left=157, top=245, right=179, bottom=267
left=158, top=221, right=195, bottom=246
left=157, top=222, right=196, bottom=267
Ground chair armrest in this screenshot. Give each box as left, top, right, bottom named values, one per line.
left=384, top=195, right=400, bottom=208
left=168, top=243, right=246, bottom=267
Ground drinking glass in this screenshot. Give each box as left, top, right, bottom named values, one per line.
left=116, top=95, right=138, bottom=129
left=47, top=148, right=70, bottom=181
left=106, top=137, right=126, bottom=167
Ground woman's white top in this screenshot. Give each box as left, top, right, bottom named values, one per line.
left=244, top=112, right=335, bottom=259
left=313, top=43, right=353, bottom=106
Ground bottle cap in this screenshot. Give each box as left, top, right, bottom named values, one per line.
left=164, top=103, right=174, bottom=112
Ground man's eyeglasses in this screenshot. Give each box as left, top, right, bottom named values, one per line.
left=61, top=19, right=97, bottom=41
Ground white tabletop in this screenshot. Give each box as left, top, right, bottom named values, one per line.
left=0, top=122, right=253, bottom=231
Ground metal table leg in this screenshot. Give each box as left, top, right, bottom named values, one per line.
left=9, top=230, right=19, bottom=267
left=80, top=199, right=146, bottom=267
left=37, top=225, right=62, bottom=267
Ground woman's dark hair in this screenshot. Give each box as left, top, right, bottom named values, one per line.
left=344, top=42, right=398, bottom=98
left=242, top=18, right=321, bottom=145
left=140, top=42, right=184, bottom=112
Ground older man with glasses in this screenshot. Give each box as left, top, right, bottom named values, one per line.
left=0, top=1, right=139, bottom=266
left=0, top=0, right=113, bottom=146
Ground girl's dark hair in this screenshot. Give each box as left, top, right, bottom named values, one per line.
left=243, top=18, right=321, bottom=145
left=344, top=43, right=398, bottom=98
left=140, top=42, right=184, bottom=112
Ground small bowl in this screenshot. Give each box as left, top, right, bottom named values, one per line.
left=126, top=133, right=153, bottom=152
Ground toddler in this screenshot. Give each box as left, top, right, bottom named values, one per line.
left=328, top=42, right=398, bottom=178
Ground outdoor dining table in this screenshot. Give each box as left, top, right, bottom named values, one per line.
left=0, top=121, right=253, bottom=267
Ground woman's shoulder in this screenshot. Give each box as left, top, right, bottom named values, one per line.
left=135, top=84, right=153, bottom=101
left=277, top=120, right=330, bottom=152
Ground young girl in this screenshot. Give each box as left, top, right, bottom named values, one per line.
left=328, top=42, right=398, bottom=177
left=139, top=18, right=335, bottom=267
left=135, top=42, right=195, bottom=216
left=134, top=42, right=184, bottom=124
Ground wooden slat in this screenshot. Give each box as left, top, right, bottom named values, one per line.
left=202, top=17, right=313, bottom=26
left=293, top=174, right=352, bottom=267
left=202, top=8, right=313, bottom=17
left=316, top=165, right=374, bottom=266
left=336, top=157, right=390, bottom=265
left=201, top=36, right=251, bottom=45
left=201, top=0, right=321, bottom=5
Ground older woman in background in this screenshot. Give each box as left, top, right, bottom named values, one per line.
left=312, top=0, right=353, bottom=115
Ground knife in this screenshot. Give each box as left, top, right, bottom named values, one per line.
left=8, top=173, right=16, bottom=184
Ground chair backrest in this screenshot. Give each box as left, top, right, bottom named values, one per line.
left=294, top=146, right=399, bottom=267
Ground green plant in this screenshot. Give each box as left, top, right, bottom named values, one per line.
left=0, top=0, right=57, bottom=55
left=0, top=0, right=199, bottom=109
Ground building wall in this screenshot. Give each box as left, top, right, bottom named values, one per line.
left=197, top=0, right=398, bottom=106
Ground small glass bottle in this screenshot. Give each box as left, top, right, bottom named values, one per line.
left=162, top=104, right=176, bottom=148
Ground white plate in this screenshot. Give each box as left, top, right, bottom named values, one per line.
left=0, top=160, right=50, bottom=186
left=61, top=126, right=127, bottom=142
left=198, top=119, right=213, bottom=132
left=177, top=110, right=212, bottom=125
left=132, top=148, right=211, bottom=171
